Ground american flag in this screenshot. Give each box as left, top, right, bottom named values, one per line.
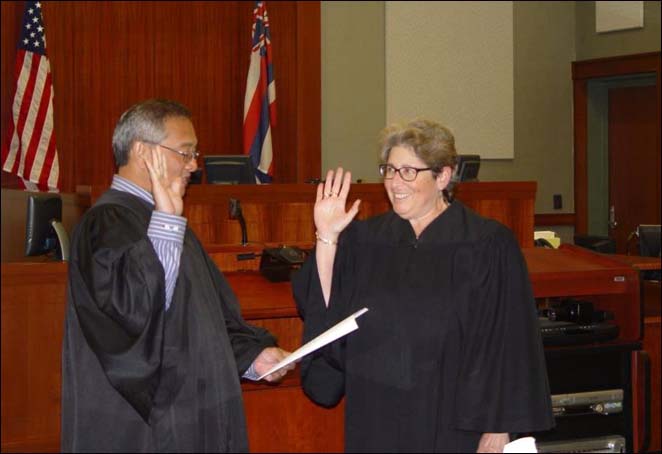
left=1, top=1, right=59, bottom=191
left=243, top=1, right=276, bottom=183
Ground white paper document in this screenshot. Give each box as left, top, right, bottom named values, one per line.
left=503, top=436, right=537, bottom=453
left=257, top=307, right=369, bottom=380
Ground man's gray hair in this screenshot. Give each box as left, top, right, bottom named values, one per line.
left=112, top=99, right=192, bottom=167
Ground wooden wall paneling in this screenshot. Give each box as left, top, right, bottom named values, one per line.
left=454, top=181, right=536, bottom=248
left=70, top=1, right=156, bottom=191
left=154, top=1, right=244, bottom=165
left=0, top=2, right=22, bottom=144
left=178, top=181, right=535, bottom=246
left=43, top=1, right=76, bottom=194
left=92, top=181, right=535, bottom=246
left=1, top=2, right=322, bottom=192
left=644, top=315, right=661, bottom=452
left=266, top=1, right=297, bottom=183
left=1, top=261, right=347, bottom=453
left=184, top=202, right=214, bottom=244
left=1, top=1, right=25, bottom=189
left=534, top=212, right=576, bottom=227
left=243, top=386, right=344, bottom=453
left=248, top=318, right=303, bottom=353
left=208, top=243, right=263, bottom=273
left=1, top=262, right=67, bottom=453
left=294, top=1, right=322, bottom=183
left=242, top=202, right=272, bottom=243
left=271, top=202, right=315, bottom=242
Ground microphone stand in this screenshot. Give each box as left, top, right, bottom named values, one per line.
left=229, top=198, right=248, bottom=246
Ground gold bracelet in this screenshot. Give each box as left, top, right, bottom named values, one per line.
left=315, top=231, right=338, bottom=245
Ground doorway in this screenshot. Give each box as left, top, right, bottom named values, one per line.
left=586, top=74, right=659, bottom=253
left=572, top=52, right=661, bottom=251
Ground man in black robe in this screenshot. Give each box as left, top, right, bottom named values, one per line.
left=61, top=99, right=292, bottom=452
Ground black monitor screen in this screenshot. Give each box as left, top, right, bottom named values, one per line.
left=639, top=225, right=661, bottom=257
left=25, top=193, right=68, bottom=260
left=204, top=155, right=256, bottom=184
left=452, top=154, right=480, bottom=182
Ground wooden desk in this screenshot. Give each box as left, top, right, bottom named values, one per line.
left=523, top=245, right=648, bottom=452
left=0, top=263, right=343, bottom=453
left=81, top=181, right=537, bottom=248
left=610, top=254, right=662, bottom=271
left=2, top=180, right=536, bottom=452
left=3, top=244, right=650, bottom=453
left=609, top=254, right=661, bottom=452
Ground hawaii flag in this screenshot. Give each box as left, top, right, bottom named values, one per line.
left=243, top=1, right=276, bottom=183
left=1, top=0, right=59, bottom=191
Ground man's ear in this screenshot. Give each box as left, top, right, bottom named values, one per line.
left=131, top=141, right=147, bottom=167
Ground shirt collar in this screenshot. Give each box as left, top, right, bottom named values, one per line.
left=111, top=174, right=154, bottom=206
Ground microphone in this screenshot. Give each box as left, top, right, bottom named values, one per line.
left=229, top=198, right=248, bottom=246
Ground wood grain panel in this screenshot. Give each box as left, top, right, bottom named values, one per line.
left=71, top=1, right=155, bottom=188
left=271, top=202, right=316, bottom=242
left=243, top=386, right=344, bottom=453
left=43, top=1, right=76, bottom=194
left=1, top=262, right=67, bottom=453
left=0, top=262, right=340, bottom=453
left=249, top=317, right=303, bottom=353
left=154, top=1, right=245, bottom=161
left=2, top=232, right=647, bottom=452
left=1, top=1, right=322, bottom=192
left=643, top=316, right=661, bottom=452
left=535, top=212, right=576, bottom=227
left=178, top=181, right=535, bottom=247
left=268, top=1, right=297, bottom=183
left=525, top=245, right=641, bottom=343
left=1, top=1, right=25, bottom=189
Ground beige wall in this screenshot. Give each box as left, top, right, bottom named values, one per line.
left=321, top=1, right=659, bottom=218
left=576, top=1, right=661, bottom=60
left=321, top=1, right=575, bottom=213
left=491, top=1, right=575, bottom=215
left=321, top=2, right=385, bottom=183
left=385, top=2, right=514, bottom=160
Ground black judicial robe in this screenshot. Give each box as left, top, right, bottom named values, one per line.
left=61, top=189, right=276, bottom=453
left=293, top=201, right=555, bottom=453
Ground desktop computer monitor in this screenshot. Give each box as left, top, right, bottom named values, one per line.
left=204, top=155, right=256, bottom=184
left=24, top=193, right=69, bottom=261
left=452, top=154, right=481, bottom=182
left=638, top=225, right=661, bottom=258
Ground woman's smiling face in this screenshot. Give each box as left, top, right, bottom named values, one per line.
left=383, top=145, right=446, bottom=223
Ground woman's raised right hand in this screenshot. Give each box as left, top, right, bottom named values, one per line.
left=314, top=167, right=361, bottom=242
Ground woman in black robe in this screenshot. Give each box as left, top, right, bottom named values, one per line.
left=292, top=119, right=554, bottom=453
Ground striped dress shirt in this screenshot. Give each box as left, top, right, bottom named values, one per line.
left=111, top=175, right=184, bottom=311
left=110, top=175, right=260, bottom=380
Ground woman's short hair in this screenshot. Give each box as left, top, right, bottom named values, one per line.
left=378, top=119, right=458, bottom=175
left=112, top=99, right=192, bottom=167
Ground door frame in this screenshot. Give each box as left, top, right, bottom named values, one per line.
left=572, top=52, right=661, bottom=235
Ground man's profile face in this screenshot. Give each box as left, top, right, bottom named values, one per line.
left=157, top=116, right=199, bottom=196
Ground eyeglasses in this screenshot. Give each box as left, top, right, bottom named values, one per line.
left=378, top=164, right=433, bottom=182
left=158, top=143, right=200, bottom=163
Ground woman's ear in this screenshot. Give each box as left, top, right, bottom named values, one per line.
left=436, top=166, right=452, bottom=191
